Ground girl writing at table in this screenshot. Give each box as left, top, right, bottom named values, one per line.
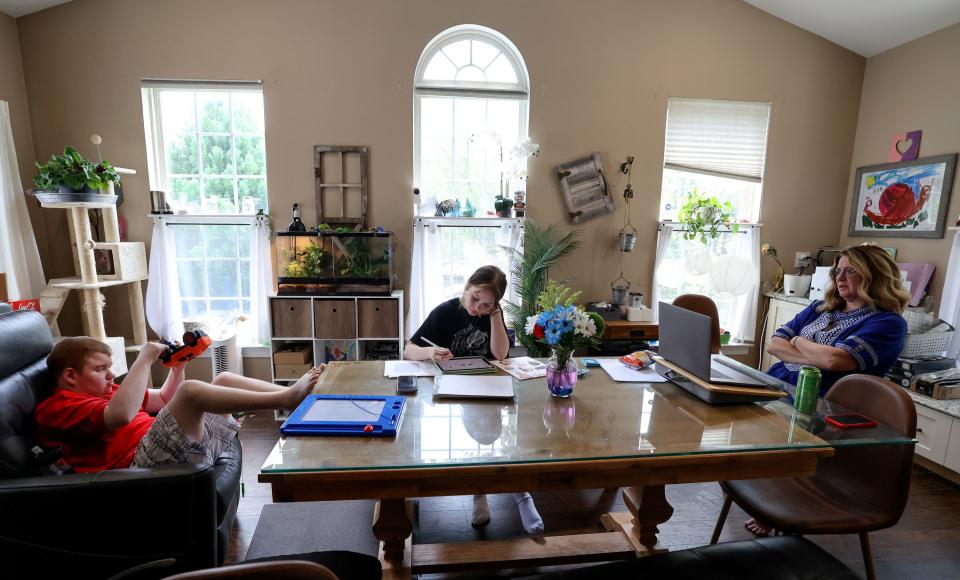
left=405, top=265, right=544, bottom=535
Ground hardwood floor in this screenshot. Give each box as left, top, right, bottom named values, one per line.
left=228, top=412, right=960, bottom=578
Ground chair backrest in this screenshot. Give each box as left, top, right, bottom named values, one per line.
left=164, top=560, right=339, bottom=580
left=821, top=374, right=917, bottom=528
left=0, top=310, right=55, bottom=478
left=673, top=294, right=721, bottom=354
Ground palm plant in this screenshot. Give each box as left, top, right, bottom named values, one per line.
left=500, top=220, right=581, bottom=357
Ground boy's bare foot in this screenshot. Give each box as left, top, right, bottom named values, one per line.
left=744, top=518, right=772, bottom=537
left=287, top=365, right=324, bottom=408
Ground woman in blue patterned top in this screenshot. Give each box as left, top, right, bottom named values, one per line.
left=746, top=245, right=910, bottom=538
left=766, top=244, right=910, bottom=395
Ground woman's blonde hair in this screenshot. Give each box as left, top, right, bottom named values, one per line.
left=461, top=265, right=508, bottom=303
left=819, top=245, right=910, bottom=314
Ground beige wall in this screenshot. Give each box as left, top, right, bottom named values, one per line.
left=0, top=11, right=46, bottom=281
left=15, top=0, right=866, bottom=364
left=839, top=22, right=960, bottom=313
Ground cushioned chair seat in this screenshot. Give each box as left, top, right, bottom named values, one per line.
left=722, top=472, right=899, bottom=534
left=513, top=536, right=858, bottom=580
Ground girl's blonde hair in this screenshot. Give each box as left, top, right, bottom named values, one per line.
left=818, top=245, right=910, bottom=314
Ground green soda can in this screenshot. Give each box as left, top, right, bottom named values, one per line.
left=794, top=366, right=821, bottom=414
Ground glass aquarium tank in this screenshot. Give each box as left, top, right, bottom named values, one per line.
left=276, top=230, right=393, bottom=295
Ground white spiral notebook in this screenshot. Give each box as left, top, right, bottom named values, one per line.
left=435, top=375, right=515, bottom=398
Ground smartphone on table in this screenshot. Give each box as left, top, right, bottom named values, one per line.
left=825, top=413, right=878, bottom=429
left=397, top=375, right=418, bottom=394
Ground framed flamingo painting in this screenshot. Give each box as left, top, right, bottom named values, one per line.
left=848, top=153, right=957, bottom=239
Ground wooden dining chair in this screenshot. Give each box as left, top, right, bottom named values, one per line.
left=672, top=294, right=721, bottom=354
left=710, top=374, right=917, bottom=580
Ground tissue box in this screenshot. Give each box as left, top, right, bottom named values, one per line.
left=626, top=306, right=653, bottom=322
left=587, top=303, right=622, bottom=321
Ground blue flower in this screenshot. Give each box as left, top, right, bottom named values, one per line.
left=544, top=327, right=562, bottom=345
left=559, top=317, right=574, bottom=333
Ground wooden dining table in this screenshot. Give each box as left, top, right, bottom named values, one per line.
left=259, top=359, right=912, bottom=579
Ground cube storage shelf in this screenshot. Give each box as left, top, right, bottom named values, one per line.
left=268, top=290, right=404, bottom=379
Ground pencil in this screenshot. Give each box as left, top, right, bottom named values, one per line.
left=421, top=337, right=447, bottom=351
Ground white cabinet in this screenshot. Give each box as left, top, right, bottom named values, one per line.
left=944, top=417, right=960, bottom=473
left=759, top=295, right=810, bottom=372
left=914, top=404, right=953, bottom=464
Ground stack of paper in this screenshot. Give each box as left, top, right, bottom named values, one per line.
left=384, top=360, right=437, bottom=377
left=598, top=358, right=668, bottom=383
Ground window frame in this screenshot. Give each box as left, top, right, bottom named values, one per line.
left=413, top=25, right=530, bottom=216
left=141, top=80, right=269, bottom=348
left=141, top=80, right=268, bottom=217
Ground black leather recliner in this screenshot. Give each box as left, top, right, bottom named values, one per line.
left=0, top=310, right=242, bottom=578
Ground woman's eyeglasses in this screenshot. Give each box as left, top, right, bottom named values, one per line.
left=830, top=267, right=859, bottom=279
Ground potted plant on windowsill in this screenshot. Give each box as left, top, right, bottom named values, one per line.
left=33, top=146, right=120, bottom=202
left=677, top=188, right=739, bottom=244
left=495, top=194, right=514, bottom=218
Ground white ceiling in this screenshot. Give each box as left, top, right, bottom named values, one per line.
left=744, top=0, right=960, bottom=57
left=3, top=0, right=960, bottom=58
left=0, top=0, right=70, bottom=18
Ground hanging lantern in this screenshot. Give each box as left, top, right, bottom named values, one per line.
left=709, top=254, right=757, bottom=297
left=684, top=250, right=713, bottom=276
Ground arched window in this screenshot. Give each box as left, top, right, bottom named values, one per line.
left=408, top=26, right=529, bottom=336
left=413, top=25, right=530, bottom=215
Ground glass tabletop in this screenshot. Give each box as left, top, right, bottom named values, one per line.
left=261, top=359, right=914, bottom=474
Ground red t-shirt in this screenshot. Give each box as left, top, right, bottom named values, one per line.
left=35, top=386, right=154, bottom=472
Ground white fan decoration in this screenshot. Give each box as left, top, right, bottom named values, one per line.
left=709, top=254, right=757, bottom=297
left=684, top=250, right=713, bottom=276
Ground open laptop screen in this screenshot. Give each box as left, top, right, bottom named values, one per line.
left=658, top=301, right=714, bottom=381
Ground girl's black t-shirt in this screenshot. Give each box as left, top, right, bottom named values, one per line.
left=410, top=297, right=506, bottom=358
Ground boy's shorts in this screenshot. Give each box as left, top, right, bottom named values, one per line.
left=131, top=408, right=240, bottom=469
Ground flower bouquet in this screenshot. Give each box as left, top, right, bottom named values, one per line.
left=524, top=282, right=605, bottom=397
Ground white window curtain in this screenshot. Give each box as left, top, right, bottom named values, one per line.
left=407, top=217, right=523, bottom=339
left=145, top=218, right=183, bottom=340
left=651, top=223, right=674, bottom=317
left=0, top=101, right=45, bottom=300
left=407, top=219, right=443, bottom=338
left=653, top=224, right=760, bottom=342
left=941, top=231, right=960, bottom=358
left=730, top=227, right=760, bottom=342
left=664, top=98, right=771, bottom=182
left=248, top=213, right=273, bottom=345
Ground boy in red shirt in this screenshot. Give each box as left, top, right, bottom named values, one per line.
left=35, top=337, right=323, bottom=472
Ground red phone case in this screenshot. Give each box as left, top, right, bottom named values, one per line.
left=825, top=414, right=878, bottom=429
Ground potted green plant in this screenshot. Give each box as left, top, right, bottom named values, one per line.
left=501, top=220, right=581, bottom=357
left=494, top=194, right=514, bottom=218
left=33, top=147, right=120, bottom=194
left=676, top=188, right=739, bottom=244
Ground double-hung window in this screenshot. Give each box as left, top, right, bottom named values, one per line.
left=653, top=98, right=771, bottom=342
left=141, top=80, right=270, bottom=346
left=409, top=26, right=530, bottom=335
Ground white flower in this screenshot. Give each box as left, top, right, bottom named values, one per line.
left=525, top=315, right=538, bottom=335
left=573, top=312, right=597, bottom=338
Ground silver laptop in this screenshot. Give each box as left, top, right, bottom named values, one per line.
left=658, top=302, right=767, bottom=387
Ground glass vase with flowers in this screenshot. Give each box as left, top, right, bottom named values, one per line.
left=524, top=282, right=605, bottom=397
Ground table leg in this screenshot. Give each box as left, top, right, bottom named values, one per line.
left=373, top=498, right=413, bottom=563
left=623, top=485, right=674, bottom=549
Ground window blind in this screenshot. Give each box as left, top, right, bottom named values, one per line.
left=663, top=98, right=771, bottom=183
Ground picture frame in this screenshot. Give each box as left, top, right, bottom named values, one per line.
left=555, top=153, right=615, bottom=224
left=847, top=153, right=957, bottom=239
